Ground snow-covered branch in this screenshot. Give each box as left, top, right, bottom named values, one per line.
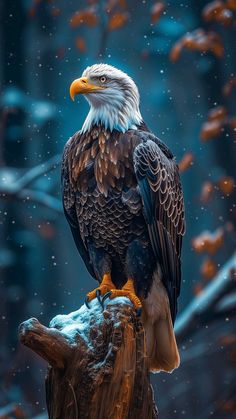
left=175, top=251, right=236, bottom=341
left=19, top=299, right=158, bottom=419
left=0, top=154, right=62, bottom=212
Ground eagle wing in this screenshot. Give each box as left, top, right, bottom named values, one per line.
left=61, top=137, right=95, bottom=279
left=133, top=134, right=185, bottom=323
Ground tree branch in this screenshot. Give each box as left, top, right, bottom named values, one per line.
left=0, top=154, right=62, bottom=212
left=175, top=251, right=236, bottom=341
left=19, top=318, right=73, bottom=369
left=19, top=299, right=158, bottom=419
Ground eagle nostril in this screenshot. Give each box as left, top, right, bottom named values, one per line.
left=81, top=78, right=87, bottom=84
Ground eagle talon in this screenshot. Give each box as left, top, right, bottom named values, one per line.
left=85, top=296, right=91, bottom=309
left=96, top=289, right=103, bottom=306
left=101, top=291, right=112, bottom=305
left=136, top=307, right=142, bottom=317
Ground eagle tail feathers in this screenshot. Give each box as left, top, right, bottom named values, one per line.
left=142, top=269, right=180, bottom=373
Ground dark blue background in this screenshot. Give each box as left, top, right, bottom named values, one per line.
left=0, top=1, right=235, bottom=417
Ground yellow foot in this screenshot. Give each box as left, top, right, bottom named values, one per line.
left=85, top=274, right=115, bottom=307
left=106, top=278, right=142, bottom=314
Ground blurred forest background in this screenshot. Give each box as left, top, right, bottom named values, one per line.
left=0, top=0, right=236, bottom=418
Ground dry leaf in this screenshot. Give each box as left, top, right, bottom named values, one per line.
left=217, top=176, right=235, bottom=195
left=200, top=181, right=214, bottom=203
left=219, top=334, right=236, bottom=345
left=150, top=2, right=165, bottom=24
left=75, top=36, right=87, bottom=52
left=201, top=258, right=217, bottom=280
left=170, top=29, right=224, bottom=62
left=223, top=75, right=236, bottom=96
left=51, top=7, right=61, bottom=17
left=208, top=105, right=227, bottom=121
left=192, top=228, right=224, bottom=255
left=200, top=106, right=229, bottom=141
left=221, top=400, right=236, bottom=413
left=39, top=223, right=55, bottom=239
left=200, top=120, right=223, bottom=141
left=229, top=116, right=236, bottom=129
left=70, top=10, right=98, bottom=28
left=193, top=283, right=204, bottom=295
left=106, top=0, right=127, bottom=12
left=108, top=12, right=128, bottom=30
left=178, top=152, right=194, bottom=172
left=227, top=0, right=236, bottom=10
left=202, top=0, right=234, bottom=26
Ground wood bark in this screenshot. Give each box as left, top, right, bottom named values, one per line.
left=19, top=300, right=158, bottom=419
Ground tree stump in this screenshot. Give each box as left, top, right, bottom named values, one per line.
left=19, top=298, right=158, bottom=419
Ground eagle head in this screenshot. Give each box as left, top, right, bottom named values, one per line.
left=69, top=63, right=143, bottom=133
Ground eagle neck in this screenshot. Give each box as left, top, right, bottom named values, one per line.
left=81, top=103, right=143, bottom=134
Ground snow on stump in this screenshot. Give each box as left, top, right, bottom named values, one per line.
left=19, top=298, right=158, bottom=419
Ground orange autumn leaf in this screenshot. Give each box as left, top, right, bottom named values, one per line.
left=200, top=120, right=223, bottom=141
left=208, top=105, right=227, bottom=121
left=178, top=152, right=194, bottom=172
left=227, top=0, right=236, bottom=10
left=221, top=400, right=236, bottom=413
left=200, top=111, right=236, bottom=140
left=28, top=7, right=36, bottom=18
left=228, top=116, right=236, bottom=129
left=192, top=228, right=224, bottom=255
left=170, top=29, right=224, bottom=62
left=223, top=75, right=236, bottom=96
left=201, top=258, right=217, bottom=280
left=51, top=7, right=61, bottom=17
left=150, top=2, right=165, bottom=24
left=106, top=0, right=127, bottom=12
left=200, top=181, right=214, bottom=203
left=39, top=223, right=55, bottom=239
left=218, top=334, right=236, bottom=345
left=118, top=0, right=128, bottom=8
left=202, top=0, right=234, bottom=26
left=193, top=283, right=204, bottom=295
left=70, top=10, right=98, bottom=28
left=200, top=106, right=227, bottom=141
left=108, top=12, right=129, bottom=30
left=217, top=176, right=235, bottom=195
left=75, top=36, right=86, bottom=52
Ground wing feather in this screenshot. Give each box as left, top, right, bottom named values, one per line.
left=61, top=137, right=95, bottom=278
left=134, top=136, right=185, bottom=323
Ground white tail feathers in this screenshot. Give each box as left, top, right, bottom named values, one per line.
left=142, top=270, right=180, bottom=373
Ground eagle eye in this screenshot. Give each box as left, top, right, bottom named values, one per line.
left=100, top=76, right=107, bottom=83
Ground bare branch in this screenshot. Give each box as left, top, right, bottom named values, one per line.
left=19, top=318, right=73, bottom=369
left=16, top=154, right=61, bottom=189
left=0, top=154, right=62, bottom=212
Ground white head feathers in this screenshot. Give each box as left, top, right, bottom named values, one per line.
left=80, top=64, right=143, bottom=133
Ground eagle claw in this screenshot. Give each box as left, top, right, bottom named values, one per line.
left=136, top=307, right=142, bottom=317
left=101, top=291, right=112, bottom=306
left=96, top=289, right=103, bottom=307
left=84, top=296, right=91, bottom=309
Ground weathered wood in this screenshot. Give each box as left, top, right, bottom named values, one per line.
left=19, top=298, right=158, bottom=419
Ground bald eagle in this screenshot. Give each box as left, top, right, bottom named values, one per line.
left=62, top=64, right=185, bottom=373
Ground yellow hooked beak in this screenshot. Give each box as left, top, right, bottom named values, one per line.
left=69, top=77, right=105, bottom=101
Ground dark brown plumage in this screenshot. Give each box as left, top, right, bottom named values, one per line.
left=63, top=63, right=185, bottom=372
left=62, top=124, right=185, bottom=322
